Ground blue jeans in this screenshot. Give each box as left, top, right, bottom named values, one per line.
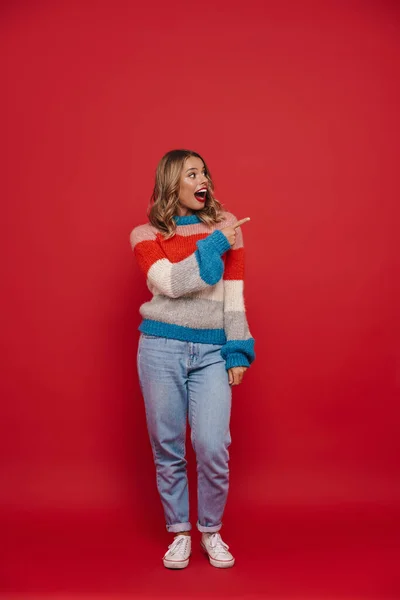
left=137, top=333, right=232, bottom=533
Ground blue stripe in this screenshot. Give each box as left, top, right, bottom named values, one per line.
left=139, top=319, right=227, bottom=345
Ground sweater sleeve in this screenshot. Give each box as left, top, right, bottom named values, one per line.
left=130, top=225, right=231, bottom=298
left=220, top=215, right=256, bottom=370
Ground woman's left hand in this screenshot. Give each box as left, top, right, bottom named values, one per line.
left=228, top=366, right=248, bottom=386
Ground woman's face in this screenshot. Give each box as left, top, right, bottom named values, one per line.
left=177, top=156, right=209, bottom=215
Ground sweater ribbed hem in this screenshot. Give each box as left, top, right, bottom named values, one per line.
left=173, top=214, right=202, bottom=225
left=139, top=320, right=227, bottom=345
left=208, top=229, right=231, bottom=255
left=224, top=352, right=251, bottom=370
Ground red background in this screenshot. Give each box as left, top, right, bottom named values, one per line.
left=1, top=1, right=399, bottom=598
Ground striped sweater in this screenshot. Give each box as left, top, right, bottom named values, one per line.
left=129, top=211, right=255, bottom=370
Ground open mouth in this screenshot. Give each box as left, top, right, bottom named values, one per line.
left=194, top=189, right=207, bottom=202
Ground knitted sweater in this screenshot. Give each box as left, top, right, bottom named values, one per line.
left=129, top=211, right=255, bottom=370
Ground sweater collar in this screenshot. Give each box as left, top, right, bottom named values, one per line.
left=173, top=213, right=201, bottom=225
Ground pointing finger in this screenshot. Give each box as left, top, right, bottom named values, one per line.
left=233, top=217, right=251, bottom=229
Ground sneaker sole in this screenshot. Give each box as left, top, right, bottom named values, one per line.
left=200, top=542, right=235, bottom=568
left=163, top=552, right=191, bottom=569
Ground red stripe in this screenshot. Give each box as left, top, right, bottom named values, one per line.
left=157, top=232, right=207, bottom=262
left=224, top=248, right=245, bottom=280
left=134, top=235, right=245, bottom=280
left=134, top=240, right=165, bottom=275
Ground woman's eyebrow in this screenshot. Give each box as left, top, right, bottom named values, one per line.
left=186, top=167, right=198, bottom=172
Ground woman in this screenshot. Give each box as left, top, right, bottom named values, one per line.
left=130, top=149, right=255, bottom=569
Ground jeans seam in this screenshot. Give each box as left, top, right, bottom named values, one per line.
left=188, top=386, right=197, bottom=453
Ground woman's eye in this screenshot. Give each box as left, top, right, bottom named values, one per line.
left=188, top=171, right=206, bottom=178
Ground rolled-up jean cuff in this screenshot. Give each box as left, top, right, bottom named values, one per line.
left=196, top=521, right=222, bottom=533
left=166, top=522, right=192, bottom=533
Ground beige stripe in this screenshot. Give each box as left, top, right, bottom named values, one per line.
left=147, top=258, right=174, bottom=297
left=175, top=225, right=244, bottom=249
left=130, top=211, right=245, bottom=249
left=223, top=280, right=245, bottom=312
left=130, top=224, right=157, bottom=248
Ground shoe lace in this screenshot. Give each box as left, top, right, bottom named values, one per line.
left=208, top=533, right=230, bottom=552
left=167, top=535, right=189, bottom=556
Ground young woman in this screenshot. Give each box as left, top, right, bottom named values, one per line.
left=130, top=149, right=255, bottom=569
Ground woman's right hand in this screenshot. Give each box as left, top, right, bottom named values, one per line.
left=220, top=217, right=251, bottom=247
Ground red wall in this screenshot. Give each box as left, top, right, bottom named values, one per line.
left=1, top=0, right=399, bottom=524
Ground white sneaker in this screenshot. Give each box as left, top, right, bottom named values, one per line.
left=200, top=532, right=235, bottom=568
left=163, top=534, right=191, bottom=569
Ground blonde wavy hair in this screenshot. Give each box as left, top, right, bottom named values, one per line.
left=148, top=149, right=226, bottom=239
